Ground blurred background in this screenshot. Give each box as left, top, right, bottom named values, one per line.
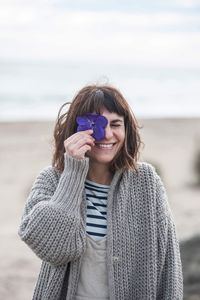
left=0, top=0, right=200, bottom=299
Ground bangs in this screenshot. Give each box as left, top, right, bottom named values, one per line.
left=76, top=89, right=125, bottom=117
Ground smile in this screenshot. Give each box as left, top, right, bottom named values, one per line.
left=95, top=143, right=115, bottom=149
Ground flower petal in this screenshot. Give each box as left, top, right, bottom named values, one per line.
left=85, top=113, right=98, bottom=122
left=76, top=113, right=108, bottom=140
left=93, top=126, right=105, bottom=140
left=95, top=115, right=108, bottom=127
left=76, top=116, right=89, bottom=126
left=77, top=124, right=92, bottom=132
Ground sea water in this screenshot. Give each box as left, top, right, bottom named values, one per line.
left=0, top=60, right=200, bottom=121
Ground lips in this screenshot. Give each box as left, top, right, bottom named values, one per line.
left=95, top=143, right=116, bottom=149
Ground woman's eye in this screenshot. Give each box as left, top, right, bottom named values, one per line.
left=111, top=124, right=121, bottom=127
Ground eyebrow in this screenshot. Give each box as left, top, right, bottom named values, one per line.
left=110, top=119, right=124, bottom=123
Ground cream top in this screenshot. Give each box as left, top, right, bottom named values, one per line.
left=75, top=235, right=109, bottom=300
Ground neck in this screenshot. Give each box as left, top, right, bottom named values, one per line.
left=87, top=162, right=113, bottom=185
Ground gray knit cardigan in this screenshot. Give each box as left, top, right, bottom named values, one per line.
left=18, top=153, right=183, bottom=300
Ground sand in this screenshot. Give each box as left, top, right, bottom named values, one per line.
left=0, top=119, right=200, bottom=299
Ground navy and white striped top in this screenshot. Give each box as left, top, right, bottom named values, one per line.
left=85, top=179, right=110, bottom=241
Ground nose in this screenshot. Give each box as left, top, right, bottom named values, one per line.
left=104, top=125, right=113, bottom=139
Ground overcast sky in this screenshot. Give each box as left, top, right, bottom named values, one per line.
left=0, top=0, right=200, bottom=68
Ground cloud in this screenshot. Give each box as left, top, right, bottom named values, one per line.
left=0, top=1, right=199, bottom=68
left=47, top=0, right=200, bottom=11
left=175, top=0, right=200, bottom=7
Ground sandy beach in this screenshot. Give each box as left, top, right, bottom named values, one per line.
left=0, top=118, right=200, bottom=299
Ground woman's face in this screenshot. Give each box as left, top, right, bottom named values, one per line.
left=87, top=108, right=125, bottom=166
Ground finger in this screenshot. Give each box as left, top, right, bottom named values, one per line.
left=64, top=131, right=95, bottom=147
left=64, top=135, right=94, bottom=152
left=64, top=133, right=95, bottom=156
left=65, top=130, right=94, bottom=144
left=71, top=144, right=92, bottom=160
left=70, top=129, right=94, bottom=139
left=78, top=129, right=93, bottom=135
left=65, top=139, right=94, bottom=156
left=78, top=144, right=92, bottom=155
left=74, top=136, right=95, bottom=148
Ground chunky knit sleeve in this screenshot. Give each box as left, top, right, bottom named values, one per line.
left=18, top=153, right=89, bottom=266
left=155, top=174, right=183, bottom=299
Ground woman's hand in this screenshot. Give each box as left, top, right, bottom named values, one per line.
left=64, top=129, right=95, bottom=160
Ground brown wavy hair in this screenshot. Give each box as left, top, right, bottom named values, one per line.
left=52, top=84, right=142, bottom=172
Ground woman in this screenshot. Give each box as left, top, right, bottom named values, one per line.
left=18, top=84, right=183, bottom=300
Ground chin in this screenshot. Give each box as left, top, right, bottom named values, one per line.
left=89, top=156, right=114, bottom=165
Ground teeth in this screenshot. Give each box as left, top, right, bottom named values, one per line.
left=96, top=143, right=114, bottom=149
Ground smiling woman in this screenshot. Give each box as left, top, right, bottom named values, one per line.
left=53, top=85, right=141, bottom=175
left=18, top=84, right=183, bottom=300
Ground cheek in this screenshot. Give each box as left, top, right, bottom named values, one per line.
left=118, top=130, right=125, bottom=143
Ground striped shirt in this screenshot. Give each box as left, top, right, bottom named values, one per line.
left=85, top=179, right=110, bottom=241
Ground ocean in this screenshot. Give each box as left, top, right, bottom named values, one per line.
left=1, top=61, right=200, bottom=121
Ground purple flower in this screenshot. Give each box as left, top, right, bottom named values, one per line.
left=76, top=113, right=108, bottom=141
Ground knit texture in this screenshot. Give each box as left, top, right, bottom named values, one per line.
left=18, top=153, right=183, bottom=300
